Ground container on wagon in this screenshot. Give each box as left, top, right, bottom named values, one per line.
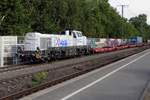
left=129, top=36, right=143, bottom=44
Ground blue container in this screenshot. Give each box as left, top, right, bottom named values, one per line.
left=129, top=36, right=143, bottom=44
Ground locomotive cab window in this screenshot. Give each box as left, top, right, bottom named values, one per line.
left=77, top=32, right=82, bottom=37
left=73, top=32, right=77, bottom=38
left=69, top=31, right=72, bottom=36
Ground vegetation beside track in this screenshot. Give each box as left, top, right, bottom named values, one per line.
left=32, top=71, right=48, bottom=87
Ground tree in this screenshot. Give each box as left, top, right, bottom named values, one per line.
left=0, top=0, right=145, bottom=39
left=129, top=14, right=150, bottom=40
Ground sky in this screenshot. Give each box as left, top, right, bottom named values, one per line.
left=109, top=0, right=150, bottom=24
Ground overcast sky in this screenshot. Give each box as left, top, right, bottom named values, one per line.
left=109, top=0, right=150, bottom=24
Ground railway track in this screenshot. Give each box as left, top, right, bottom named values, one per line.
left=0, top=46, right=144, bottom=73
left=0, top=45, right=150, bottom=100
left=0, top=53, right=111, bottom=73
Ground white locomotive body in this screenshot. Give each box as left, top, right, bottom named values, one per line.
left=24, top=30, right=87, bottom=51
left=23, top=30, right=90, bottom=63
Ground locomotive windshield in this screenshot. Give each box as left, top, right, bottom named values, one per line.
left=77, top=32, right=83, bottom=37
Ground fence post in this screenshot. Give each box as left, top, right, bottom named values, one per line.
left=0, top=37, right=4, bottom=67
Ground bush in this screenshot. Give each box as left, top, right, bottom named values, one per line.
left=32, top=71, right=48, bottom=86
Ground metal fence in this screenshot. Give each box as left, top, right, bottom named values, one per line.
left=0, top=36, right=24, bottom=67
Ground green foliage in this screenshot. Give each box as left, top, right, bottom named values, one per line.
left=129, top=14, right=150, bottom=40
left=0, top=0, right=149, bottom=39
left=32, top=71, right=48, bottom=86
